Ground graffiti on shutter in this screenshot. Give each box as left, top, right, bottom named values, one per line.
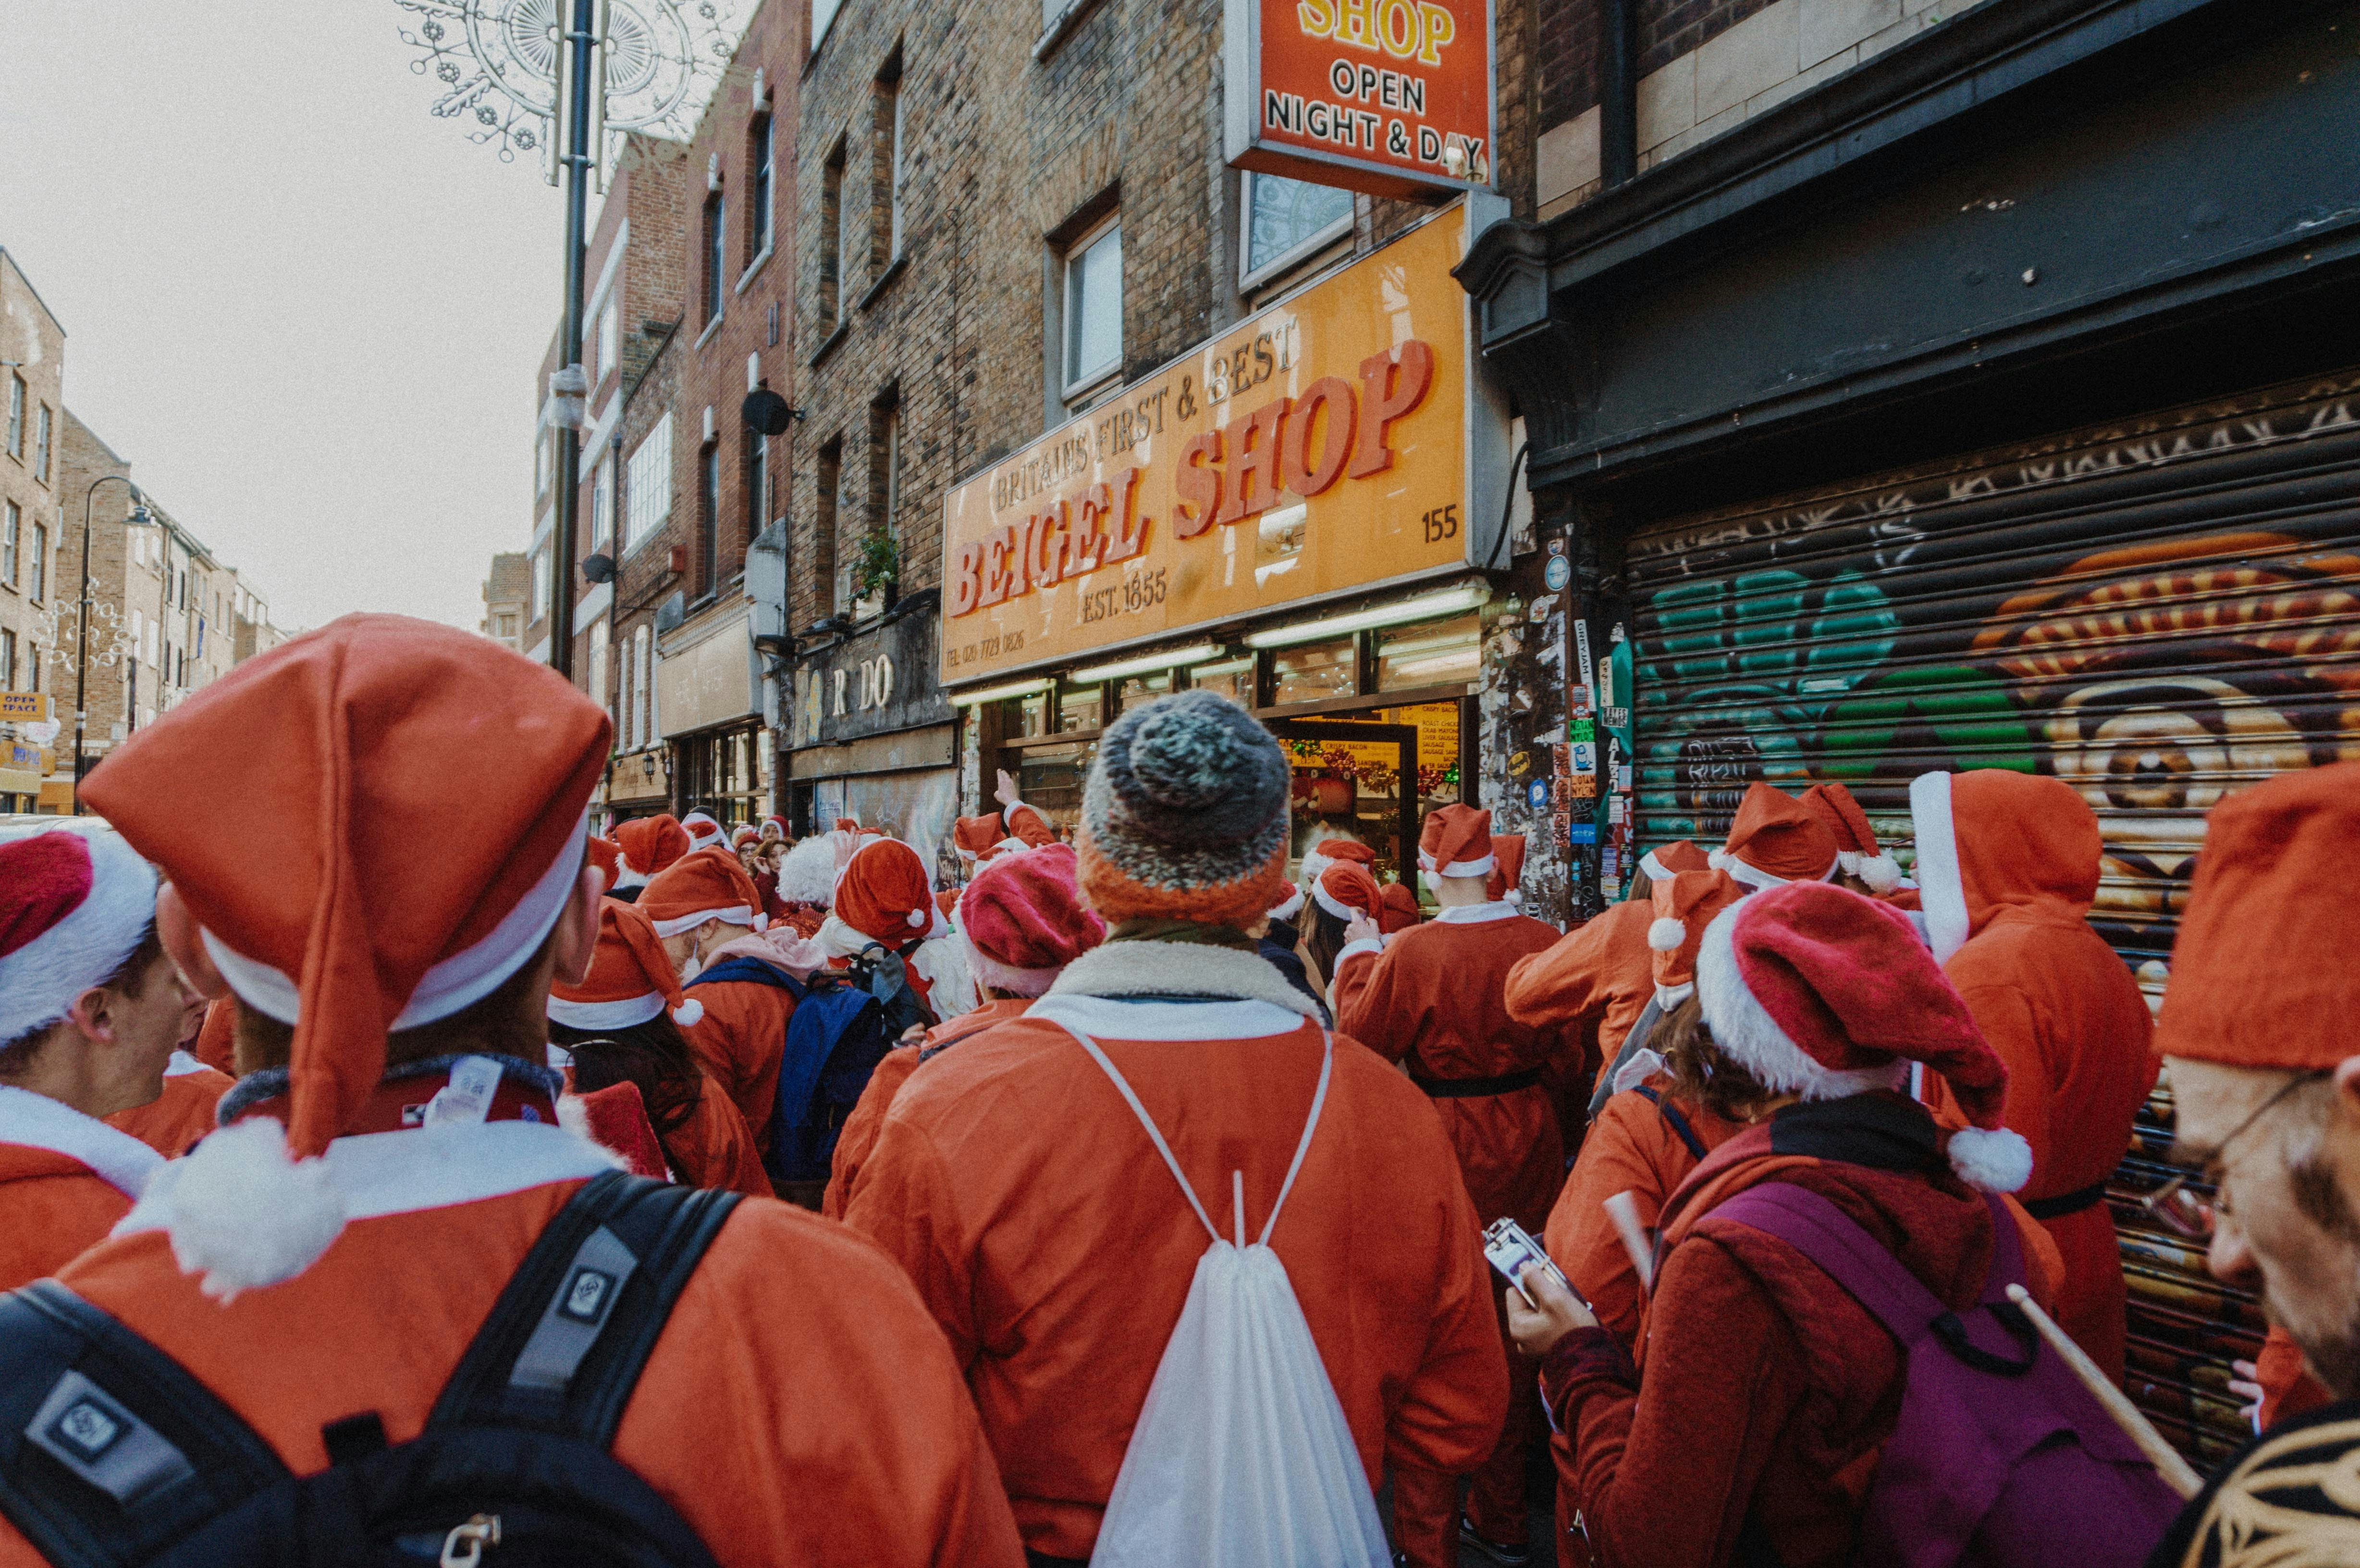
left=1626, top=367, right=2360, bottom=1465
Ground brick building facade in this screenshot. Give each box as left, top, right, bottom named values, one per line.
left=1, top=248, right=66, bottom=808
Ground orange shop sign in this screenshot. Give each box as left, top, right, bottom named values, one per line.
left=1223, top=0, right=1495, bottom=199
left=938, top=208, right=1507, bottom=688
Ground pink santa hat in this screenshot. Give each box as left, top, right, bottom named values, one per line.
left=1696, top=878, right=2032, bottom=1193
left=957, top=844, right=1106, bottom=997
left=0, top=821, right=160, bottom=1048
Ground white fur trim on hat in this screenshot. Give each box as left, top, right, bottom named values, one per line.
left=1311, top=877, right=1368, bottom=923
left=1267, top=886, right=1305, bottom=923
left=0, top=821, right=161, bottom=1047
left=1946, top=1125, right=2034, bottom=1193
left=1695, top=902, right=1911, bottom=1102
left=1909, top=772, right=1970, bottom=963
left=963, top=935, right=1066, bottom=998
left=1654, top=981, right=1696, bottom=1010
left=1416, top=850, right=1497, bottom=878
left=205, top=814, right=590, bottom=1032
left=612, top=866, right=651, bottom=892
left=1639, top=850, right=1675, bottom=883
left=646, top=903, right=758, bottom=939
left=1647, top=916, right=1685, bottom=952
left=546, top=992, right=666, bottom=1030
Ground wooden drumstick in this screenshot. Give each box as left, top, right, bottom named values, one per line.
left=2004, top=1284, right=2202, bottom=1500
left=1604, top=1190, right=1655, bottom=1295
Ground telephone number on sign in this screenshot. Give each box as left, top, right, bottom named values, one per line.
left=1080, top=569, right=1169, bottom=625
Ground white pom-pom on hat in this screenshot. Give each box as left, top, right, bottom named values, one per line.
left=1708, top=848, right=1732, bottom=870
left=672, top=997, right=705, bottom=1027
left=1647, top=916, right=1686, bottom=952
left=148, top=1117, right=346, bottom=1301
left=1856, top=852, right=1903, bottom=894
left=906, top=908, right=925, bottom=928
left=1946, top=1125, right=2033, bottom=1193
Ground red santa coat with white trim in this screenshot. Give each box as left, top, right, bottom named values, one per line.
left=106, top=1050, right=235, bottom=1158
left=0, top=1109, right=1024, bottom=1568
left=843, top=940, right=1508, bottom=1563
left=1332, top=902, right=1573, bottom=1235
left=0, top=1085, right=163, bottom=1292
left=1503, top=894, right=1659, bottom=1097
left=824, top=997, right=1028, bottom=1220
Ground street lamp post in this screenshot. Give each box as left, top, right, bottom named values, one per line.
left=75, top=474, right=149, bottom=814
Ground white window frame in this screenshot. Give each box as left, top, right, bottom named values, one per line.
left=532, top=546, right=551, bottom=621
left=750, top=115, right=775, bottom=265
left=28, top=524, right=43, bottom=603
left=596, top=298, right=620, bottom=383
left=589, top=618, right=610, bottom=710
left=625, top=412, right=674, bottom=555
left=591, top=452, right=614, bottom=549
left=2, top=500, right=17, bottom=586
left=4, top=374, right=21, bottom=458
left=1060, top=215, right=1123, bottom=400
left=33, top=405, right=51, bottom=485
left=1238, top=172, right=1356, bottom=290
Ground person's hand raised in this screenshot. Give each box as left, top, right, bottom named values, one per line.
left=1343, top=912, right=1381, bottom=946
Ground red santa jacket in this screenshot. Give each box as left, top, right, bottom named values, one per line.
left=1544, top=1076, right=1743, bottom=1347
left=844, top=939, right=1508, bottom=1561
left=1332, top=902, right=1572, bottom=1235
left=1504, top=894, right=1657, bottom=1087
left=667, top=1071, right=774, bottom=1197
left=824, top=998, right=1028, bottom=1220
left=0, top=1082, right=1025, bottom=1568
left=106, top=1050, right=234, bottom=1158
left=1926, top=806, right=2156, bottom=1385
left=1541, top=1097, right=2062, bottom=1568
left=0, top=1085, right=164, bottom=1292
left=679, top=972, right=794, bottom=1156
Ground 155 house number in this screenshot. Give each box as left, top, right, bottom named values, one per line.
left=1421, top=504, right=1459, bottom=543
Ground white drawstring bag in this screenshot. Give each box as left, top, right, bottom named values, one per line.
left=1056, top=1022, right=1392, bottom=1568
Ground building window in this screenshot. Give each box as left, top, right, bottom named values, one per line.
left=1, top=630, right=15, bottom=690
left=596, top=298, right=619, bottom=384
left=27, top=524, right=44, bottom=603
left=533, top=546, right=551, bottom=622
left=536, top=432, right=551, bottom=496
left=33, top=406, right=52, bottom=485
left=591, top=453, right=614, bottom=550
left=1377, top=614, right=1481, bottom=690
left=815, top=438, right=843, bottom=616
left=703, top=191, right=727, bottom=323
left=749, top=115, right=774, bottom=263
left=2, top=501, right=16, bottom=585
left=634, top=625, right=653, bottom=748
left=4, top=374, right=21, bottom=459
left=746, top=432, right=769, bottom=538
left=1062, top=217, right=1122, bottom=397
left=1241, top=172, right=1354, bottom=285
left=589, top=618, right=610, bottom=710
left=1271, top=636, right=1356, bottom=705
left=24, top=642, right=35, bottom=693
left=820, top=142, right=847, bottom=330
left=697, top=441, right=720, bottom=595
left=875, top=54, right=904, bottom=267
left=626, top=414, right=674, bottom=552
left=496, top=611, right=518, bottom=640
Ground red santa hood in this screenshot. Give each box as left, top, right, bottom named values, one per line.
left=1908, top=770, right=2101, bottom=962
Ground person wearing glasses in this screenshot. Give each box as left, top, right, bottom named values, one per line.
left=2146, top=761, right=2360, bottom=1566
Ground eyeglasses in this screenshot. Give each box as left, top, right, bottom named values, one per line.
left=2140, top=1069, right=2331, bottom=1241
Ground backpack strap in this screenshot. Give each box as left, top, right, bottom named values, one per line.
left=0, top=1282, right=292, bottom=1568
left=429, top=1170, right=743, bottom=1447
left=1634, top=1085, right=1710, bottom=1164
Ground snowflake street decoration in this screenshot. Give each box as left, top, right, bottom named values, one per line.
left=396, top=0, right=748, bottom=169
left=38, top=599, right=135, bottom=675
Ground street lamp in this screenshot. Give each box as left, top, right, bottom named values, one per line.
left=76, top=475, right=152, bottom=814
left=393, top=0, right=745, bottom=681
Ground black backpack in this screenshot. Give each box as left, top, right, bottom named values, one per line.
left=0, top=1171, right=740, bottom=1567
left=690, top=952, right=923, bottom=1185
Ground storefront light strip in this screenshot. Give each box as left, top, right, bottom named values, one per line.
left=1243, top=584, right=1489, bottom=650
left=948, top=677, right=1054, bottom=707
left=1067, top=642, right=1225, bottom=686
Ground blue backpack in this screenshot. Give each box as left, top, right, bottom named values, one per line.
left=688, top=953, right=921, bottom=1184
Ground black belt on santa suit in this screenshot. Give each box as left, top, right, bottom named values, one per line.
left=2020, top=1181, right=2109, bottom=1220
left=1410, top=1067, right=1544, bottom=1098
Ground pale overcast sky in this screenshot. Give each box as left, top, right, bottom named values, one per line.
left=0, top=0, right=570, bottom=634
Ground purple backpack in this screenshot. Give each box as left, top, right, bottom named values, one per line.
left=1713, top=1182, right=2183, bottom=1568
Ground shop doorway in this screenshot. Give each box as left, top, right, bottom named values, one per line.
left=1267, top=719, right=1419, bottom=887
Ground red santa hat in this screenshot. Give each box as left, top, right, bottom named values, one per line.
left=639, top=846, right=764, bottom=938
left=584, top=835, right=622, bottom=896
left=1298, top=837, right=1375, bottom=887
left=679, top=812, right=726, bottom=854
left=833, top=816, right=861, bottom=833
left=761, top=816, right=790, bottom=840
left=611, top=814, right=691, bottom=891
left=774, top=834, right=839, bottom=907
left=1487, top=834, right=1526, bottom=905
left=830, top=837, right=949, bottom=947
left=1709, top=783, right=1842, bottom=890
left=958, top=843, right=1106, bottom=997
left=0, top=821, right=161, bottom=1048
left=1646, top=868, right=1743, bottom=1008
left=729, top=823, right=760, bottom=850
left=549, top=898, right=705, bottom=1030
left=1311, top=861, right=1382, bottom=922
left=1378, top=881, right=1422, bottom=935
left=1638, top=839, right=1710, bottom=883
left=1266, top=880, right=1306, bottom=923
left=954, top=812, right=1008, bottom=868
left=1908, top=769, right=2100, bottom=964
left=1801, top=783, right=1902, bottom=894
left=2155, top=761, right=2360, bottom=1070
left=1417, top=803, right=1494, bottom=879
left=1696, top=879, right=2031, bottom=1192
left=565, top=1079, right=669, bottom=1180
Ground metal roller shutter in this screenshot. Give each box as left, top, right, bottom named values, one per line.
left=1626, top=368, right=2360, bottom=1465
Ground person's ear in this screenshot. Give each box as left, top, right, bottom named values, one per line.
left=65, top=985, right=118, bottom=1045
left=155, top=882, right=229, bottom=1001
left=2332, top=1057, right=2360, bottom=1127
left=550, top=865, right=604, bottom=988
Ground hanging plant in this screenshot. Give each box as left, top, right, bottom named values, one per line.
left=851, top=529, right=901, bottom=603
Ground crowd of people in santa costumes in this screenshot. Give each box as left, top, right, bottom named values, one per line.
left=9, top=605, right=2359, bottom=1568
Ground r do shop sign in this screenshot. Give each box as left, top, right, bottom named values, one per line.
left=1224, top=0, right=1495, bottom=198
left=939, top=210, right=1490, bottom=686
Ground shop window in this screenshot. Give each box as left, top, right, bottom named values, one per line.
left=1061, top=216, right=1122, bottom=397
left=1116, top=668, right=1173, bottom=712
left=1014, top=741, right=1094, bottom=838
left=1271, top=637, right=1356, bottom=706
left=1006, top=689, right=1048, bottom=737
left=1376, top=614, right=1480, bottom=691
left=1056, top=681, right=1104, bottom=734
left=1190, top=654, right=1255, bottom=706
left=676, top=723, right=766, bottom=824
left=1241, top=173, right=1353, bottom=287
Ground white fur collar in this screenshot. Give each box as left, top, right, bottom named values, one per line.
left=1433, top=901, right=1520, bottom=925
left=1048, top=941, right=1323, bottom=1020
left=0, top=1083, right=165, bottom=1198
